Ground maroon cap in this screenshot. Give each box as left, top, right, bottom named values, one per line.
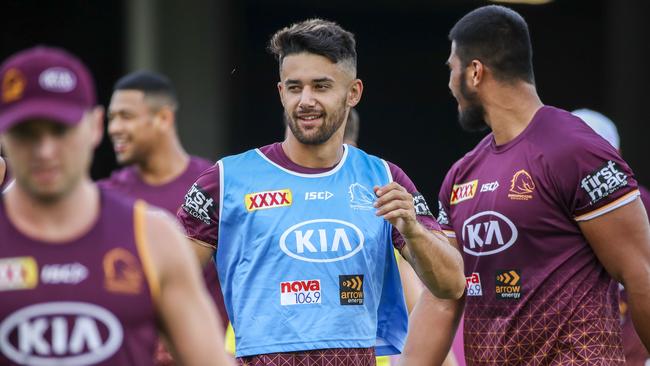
left=0, top=46, right=96, bottom=132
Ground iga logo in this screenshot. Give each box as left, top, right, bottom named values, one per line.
left=280, top=219, right=364, bottom=263
left=245, top=189, right=292, bottom=211
left=182, top=183, right=215, bottom=224
left=580, top=160, right=628, bottom=204
left=480, top=181, right=499, bottom=192
left=0, top=302, right=123, bottom=366
left=41, top=263, right=88, bottom=285
left=461, top=211, right=518, bottom=256
left=280, top=279, right=321, bottom=305
left=465, top=273, right=482, bottom=296
left=450, top=180, right=478, bottom=205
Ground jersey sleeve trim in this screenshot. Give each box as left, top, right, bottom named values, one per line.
left=133, top=200, right=161, bottom=305
left=574, top=189, right=640, bottom=222
left=190, top=237, right=217, bottom=250
left=442, top=229, right=456, bottom=238
left=217, top=160, right=224, bottom=252
left=381, top=159, right=394, bottom=183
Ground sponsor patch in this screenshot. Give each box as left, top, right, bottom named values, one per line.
left=0, top=257, right=38, bottom=291
left=465, top=272, right=482, bottom=296
left=279, top=219, right=364, bottom=263
left=280, top=279, right=321, bottom=305
left=305, top=191, right=334, bottom=201
left=41, top=263, right=88, bottom=285
left=480, top=181, right=499, bottom=193
left=39, top=67, right=77, bottom=92
left=462, top=211, right=518, bottom=256
left=245, top=189, right=292, bottom=212
left=103, top=248, right=143, bottom=295
left=182, top=183, right=216, bottom=224
left=495, top=269, right=522, bottom=300
left=580, top=160, right=628, bottom=204
left=413, top=192, right=433, bottom=217
left=437, top=201, right=449, bottom=225
left=349, top=183, right=375, bottom=210
left=450, top=180, right=478, bottom=205
left=508, top=170, right=535, bottom=201
left=339, top=275, right=364, bottom=305
left=2, top=68, right=26, bottom=103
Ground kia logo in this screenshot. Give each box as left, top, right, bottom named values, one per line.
left=0, top=302, right=123, bottom=366
left=461, top=211, right=518, bottom=256
left=280, top=219, right=364, bottom=263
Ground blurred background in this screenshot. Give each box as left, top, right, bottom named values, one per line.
left=2, top=0, right=648, bottom=202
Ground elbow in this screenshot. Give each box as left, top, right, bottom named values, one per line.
left=431, top=273, right=466, bottom=300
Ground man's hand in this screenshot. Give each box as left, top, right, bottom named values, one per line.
left=374, top=182, right=419, bottom=238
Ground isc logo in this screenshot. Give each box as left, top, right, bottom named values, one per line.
left=280, top=219, right=364, bottom=263
left=0, top=302, right=123, bottom=365
left=450, top=180, right=478, bottom=205
left=462, top=211, right=518, bottom=256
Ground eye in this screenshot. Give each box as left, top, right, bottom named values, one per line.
left=287, top=85, right=301, bottom=92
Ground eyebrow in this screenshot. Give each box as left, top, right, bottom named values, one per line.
left=284, top=77, right=335, bottom=85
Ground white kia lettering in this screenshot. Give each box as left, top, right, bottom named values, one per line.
left=0, top=302, right=123, bottom=366
left=280, top=219, right=364, bottom=263
left=462, top=211, right=518, bottom=256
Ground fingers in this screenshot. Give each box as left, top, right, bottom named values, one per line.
left=374, top=182, right=415, bottom=220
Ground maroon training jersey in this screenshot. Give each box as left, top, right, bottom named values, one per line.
left=177, top=143, right=439, bottom=365
left=438, top=106, right=639, bottom=365
left=0, top=189, right=158, bottom=365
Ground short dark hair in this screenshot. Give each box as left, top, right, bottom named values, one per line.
left=113, top=71, right=178, bottom=110
left=268, top=18, right=357, bottom=73
left=449, top=5, right=534, bottom=84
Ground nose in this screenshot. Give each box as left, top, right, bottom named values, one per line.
left=34, top=133, right=58, bottom=159
left=298, top=87, right=316, bottom=108
left=107, top=116, right=122, bottom=136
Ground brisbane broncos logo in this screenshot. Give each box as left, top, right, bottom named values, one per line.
left=508, top=169, right=535, bottom=200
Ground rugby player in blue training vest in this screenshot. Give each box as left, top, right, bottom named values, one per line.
left=0, top=46, right=233, bottom=366
left=177, top=18, right=465, bottom=366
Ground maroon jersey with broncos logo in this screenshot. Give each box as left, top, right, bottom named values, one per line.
left=0, top=189, right=159, bottom=366
left=438, top=106, right=639, bottom=365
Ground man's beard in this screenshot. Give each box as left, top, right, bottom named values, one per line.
left=458, top=70, right=488, bottom=132
left=286, top=99, right=347, bottom=145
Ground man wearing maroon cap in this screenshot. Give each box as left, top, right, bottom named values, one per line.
left=0, top=46, right=232, bottom=366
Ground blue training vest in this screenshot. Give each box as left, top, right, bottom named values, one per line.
left=216, top=145, right=408, bottom=357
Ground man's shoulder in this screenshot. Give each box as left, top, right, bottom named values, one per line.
left=97, top=166, right=139, bottom=188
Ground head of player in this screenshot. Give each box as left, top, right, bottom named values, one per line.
left=0, top=46, right=103, bottom=204
left=447, top=5, right=537, bottom=132
left=270, top=18, right=363, bottom=150
left=107, top=71, right=182, bottom=167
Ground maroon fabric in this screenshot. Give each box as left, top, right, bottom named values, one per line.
left=237, top=347, right=376, bottom=366
left=439, top=106, right=637, bottom=365
left=0, top=189, right=157, bottom=365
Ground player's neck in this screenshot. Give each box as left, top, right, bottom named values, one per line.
left=137, top=138, right=190, bottom=186
left=484, top=82, right=543, bottom=146
left=4, top=178, right=100, bottom=243
left=281, top=134, right=345, bottom=169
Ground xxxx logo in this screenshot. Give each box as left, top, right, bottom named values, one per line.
left=245, top=189, right=292, bottom=212
left=496, top=270, right=520, bottom=285
left=450, top=180, right=478, bottom=205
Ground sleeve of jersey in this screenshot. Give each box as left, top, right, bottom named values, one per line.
left=387, top=162, right=441, bottom=251
left=437, top=166, right=456, bottom=239
left=176, top=163, right=220, bottom=248
left=548, top=137, right=639, bottom=222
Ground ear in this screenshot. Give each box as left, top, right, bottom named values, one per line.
left=347, top=79, right=363, bottom=107
left=154, top=106, right=174, bottom=131
left=90, top=105, right=105, bottom=148
left=469, top=59, right=485, bottom=87
left=277, top=81, right=286, bottom=107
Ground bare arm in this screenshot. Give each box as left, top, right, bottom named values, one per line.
left=146, top=209, right=233, bottom=366
left=375, top=182, right=465, bottom=299
left=579, top=197, right=650, bottom=350
left=399, top=287, right=464, bottom=365
left=189, top=237, right=217, bottom=267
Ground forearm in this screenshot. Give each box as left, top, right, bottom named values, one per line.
left=403, top=226, right=465, bottom=299
left=626, top=279, right=650, bottom=350
left=399, top=291, right=464, bottom=366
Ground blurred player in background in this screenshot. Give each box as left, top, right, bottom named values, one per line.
left=0, top=46, right=232, bottom=366
left=402, top=5, right=650, bottom=365
left=573, top=108, right=650, bottom=366
left=99, top=71, right=227, bottom=365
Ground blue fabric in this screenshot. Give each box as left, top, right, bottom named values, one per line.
left=216, top=145, right=408, bottom=357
